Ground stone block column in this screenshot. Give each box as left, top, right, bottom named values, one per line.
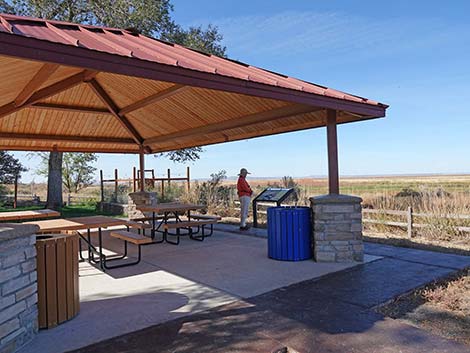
left=127, top=191, right=157, bottom=220
left=310, top=194, right=363, bottom=262
left=0, top=224, right=39, bottom=353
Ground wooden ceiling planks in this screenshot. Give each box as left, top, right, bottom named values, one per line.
left=0, top=108, right=128, bottom=138
left=152, top=110, right=327, bottom=153
left=36, top=64, right=84, bottom=91
left=95, top=72, right=176, bottom=108
left=40, top=82, right=106, bottom=108
left=0, top=56, right=44, bottom=106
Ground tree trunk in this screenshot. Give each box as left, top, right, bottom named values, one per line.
left=46, top=151, right=63, bottom=210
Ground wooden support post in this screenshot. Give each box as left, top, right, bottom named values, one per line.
left=100, top=170, right=104, bottom=202
left=187, top=166, right=190, bottom=192
left=407, top=206, right=413, bottom=238
left=139, top=148, right=145, bottom=192
left=13, top=174, right=18, bottom=209
left=326, top=109, right=339, bottom=194
left=161, top=180, right=165, bottom=199
left=167, top=169, right=171, bottom=187
left=133, top=167, right=136, bottom=192
left=114, top=169, right=118, bottom=202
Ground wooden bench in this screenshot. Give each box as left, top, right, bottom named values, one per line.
left=190, top=214, right=222, bottom=221
left=163, top=218, right=218, bottom=245
left=111, top=230, right=153, bottom=245
left=127, top=221, right=152, bottom=236
left=103, top=230, right=153, bottom=269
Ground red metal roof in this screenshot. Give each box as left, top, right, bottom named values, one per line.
left=0, top=13, right=387, bottom=109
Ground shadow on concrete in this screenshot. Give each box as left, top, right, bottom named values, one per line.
left=69, top=288, right=468, bottom=353
left=19, top=292, right=190, bottom=353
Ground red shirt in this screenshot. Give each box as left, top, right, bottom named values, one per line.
left=237, top=176, right=253, bottom=197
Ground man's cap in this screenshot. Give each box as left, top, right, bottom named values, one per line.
left=239, top=168, right=251, bottom=175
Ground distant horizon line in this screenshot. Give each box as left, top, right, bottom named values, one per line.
left=201, top=172, right=470, bottom=181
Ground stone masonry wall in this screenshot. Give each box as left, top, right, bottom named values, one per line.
left=97, top=202, right=128, bottom=216
left=127, top=192, right=157, bottom=220
left=0, top=224, right=39, bottom=353
left=310, top=194, right=364, bottom=262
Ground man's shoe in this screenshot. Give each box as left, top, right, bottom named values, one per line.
left=239, top=226, right=248, bottom=231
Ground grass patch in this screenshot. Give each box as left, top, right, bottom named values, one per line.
left=0, top=205, right=43, bottom=212
left=59, top=205, right=123, bottom=218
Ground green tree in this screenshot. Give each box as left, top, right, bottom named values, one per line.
left=0, top=151, right=26, bottom=184
left=8, top=1, right=226, bottom=205
left=37, top=152, right=97, bottom=193
left=0, top=1, right=13, bottom=13
left=62, top=153, right=98, bottom=193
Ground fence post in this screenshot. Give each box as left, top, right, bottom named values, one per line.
left=133, top=167, right=136, bottom=192
left=114, top=169, right=118, bottom=202
left=407, top=206, right=413, bottom=238
left=100, top=170, right=104, bottom=203
left=187, top=166, right=190, bottom=192
left=13, top=174, right=18, bottom=209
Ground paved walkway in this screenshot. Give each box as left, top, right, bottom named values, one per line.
left=70, top=239, right=470, bottom=353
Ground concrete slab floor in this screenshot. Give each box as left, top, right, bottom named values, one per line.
left=19, top=229, right=377, bottom=353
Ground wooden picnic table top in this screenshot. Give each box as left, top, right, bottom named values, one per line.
left=23, top=215, right=129, bottom=232
left=0, top=209, right=60, bottom=222
left=137, top=203, right=205, bottom=213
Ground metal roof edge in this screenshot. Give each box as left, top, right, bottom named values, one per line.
left=0, top=31, right=387, bottom=117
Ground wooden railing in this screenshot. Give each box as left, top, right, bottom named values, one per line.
left=363, top=207, right=470, bottom=237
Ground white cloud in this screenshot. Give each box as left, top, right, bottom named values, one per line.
left=198, top=10, right=466, bottom=62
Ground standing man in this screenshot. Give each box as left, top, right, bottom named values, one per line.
left=237, top=168, right=253, bottom=231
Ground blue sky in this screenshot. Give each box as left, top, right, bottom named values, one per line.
left=14, top=0, right=470, bottom=182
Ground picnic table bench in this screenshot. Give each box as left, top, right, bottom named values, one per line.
left=0, top=209, right=60, bottom=222
left=136, top=203, right=220, bottom=245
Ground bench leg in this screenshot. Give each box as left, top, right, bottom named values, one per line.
left=79, top=238, right=86, bottom=262
left=203, top=224, right=214, bottom=237
left=165, top=228, right=181, bottom=245
left=105, top=240, right=128, bottom=261
left=190, top=226, right=205, bottom=241
left=104, top=243, right=143, bottom=269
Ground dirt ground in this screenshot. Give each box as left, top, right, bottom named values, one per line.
left=378, top=271, right=470, bottom=345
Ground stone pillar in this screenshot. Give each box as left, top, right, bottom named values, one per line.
left=127, top=191, right=157, bottom=220
left=310, top=194, right=363, bottom=262
left=0, top=224, right=39, bottom=353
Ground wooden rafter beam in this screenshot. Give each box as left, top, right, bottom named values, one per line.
left=14, top=63, right=60, bottom=106
left=0, top=69, right=97, bottom=120
left=0, top=145, right=140, bottom=154
left=31, top=102, right=111, bottom=115
left=0, top=132, right=136, bottom=145
left=87, top=79, right=144, bottom=145
left=144, top=104, right=323, bottom=146
left=119, top=84, right=188, bottom=116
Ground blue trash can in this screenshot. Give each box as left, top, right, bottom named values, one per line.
left=267, top=206, right=312, bottom=261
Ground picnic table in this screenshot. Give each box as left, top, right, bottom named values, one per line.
left=0, top=209, right=60, bottom=222
left=137, top=203, right=208, bottom=244
left=24, top=216, right=129, bottom=271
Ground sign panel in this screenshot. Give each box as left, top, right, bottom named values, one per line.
left=255, top=188, right=293, bottom=202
